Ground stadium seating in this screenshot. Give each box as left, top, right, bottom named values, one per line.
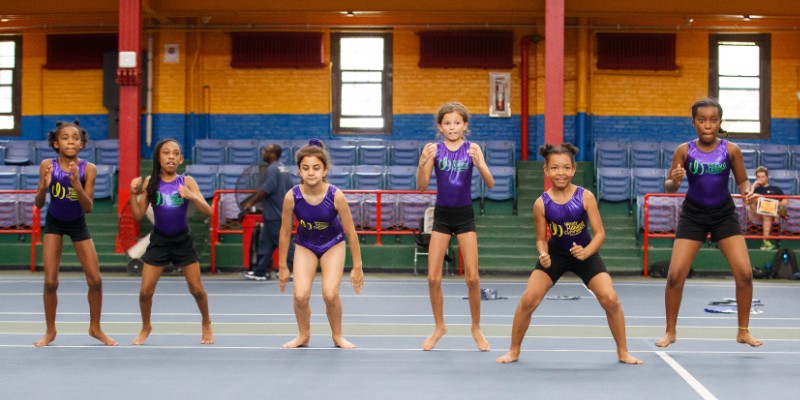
left=193, top=139, right=226, bottom=164
left=597, top=167, right=631, bottom=202
left=226, top=139, right=261, bottom=165
left=594, top=141, right=628, bottom=168
left=184, top=164, right=219, bottom=198
left=93, top=139, right=119, bottom=166
left=630, top=141, right=661, bottom=168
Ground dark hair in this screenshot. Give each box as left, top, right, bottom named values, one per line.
left=146, top=139, right=181, bottom=204
left=47, top=120, right=88, bottom=154
left=295, top=139, right=329, bottom=183
left=538, top=142, right=579, bottom=164
left=755, top=166, right=769, bottom=176
left=691, top=97, right=727, bottom=137
left=435, top=102, right=471, bottom=138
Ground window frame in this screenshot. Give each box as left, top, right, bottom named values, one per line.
left=331, top=31, right=393, bottom=136
left=0, top=35, right=22, bottom=136
left=708, top=33, right=771, bottom=139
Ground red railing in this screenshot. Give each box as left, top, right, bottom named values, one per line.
left=209, top=189, right=437, bottom=274
left=0, top=190, right=42, bottom=272
left=643, top=193, right=800, bottom=276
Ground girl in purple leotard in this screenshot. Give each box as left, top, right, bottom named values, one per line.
left=656, top=98, right=761, bottom=348
left=278, top=139, right=364, bottom=349
left=496, top=143, right=641, bottom=365
left=129, top=139, right=214, bottom=345
left=417, top=102, right=495, bottom=351
left=34, top=120, right=117, bottom=347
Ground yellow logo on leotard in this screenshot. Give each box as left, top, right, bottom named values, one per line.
left=549, top=220, right=585, bottom=237
left=51, top=182, right=78, bottom=201
left=299, top=219, right=329, bottom=231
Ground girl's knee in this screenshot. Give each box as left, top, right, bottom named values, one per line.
left=464, top=275, right=480, bottom=289
left=597, top=293, right=621, bottom=312
left=321, top=291, right=340, bottom=306
left=519, top=294, right=540, bottom=314
left=188, top=286, right=207, bottom=301
left=294, top=292, right=311, bottom=306
left=43, top=279, right=59, bottom=293
left=85, top=276, right=102, bottom=291
left=427, top=275, right=442, bottom=288
left=139, top=290, right=155, bottom=302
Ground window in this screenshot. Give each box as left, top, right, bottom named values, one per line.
left=331, top=32, right=393, bottom=135
left=709, top=34, right=771, bottom=138
left=0, top=36, right=21, bottom=136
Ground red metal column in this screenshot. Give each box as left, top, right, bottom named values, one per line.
left=544, top=0, right=565, bottom=190
left=116, top=0, right=142, bottom=252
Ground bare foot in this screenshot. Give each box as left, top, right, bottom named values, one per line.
left=282, top=336, right=310, bottom=348
left=655, top=332, right=676, bottom=348
left=472, top=327, right=490, bottom=352
left=736, top=329, right=762, bottom=347
left=496, top=350, right=520, bottom=363
left=132, top=326, right=152, bottom=345
left=618, top=351, right=643, bottom=365
left=201, top=322, right=214, bottom=345
left=33, top=331, right=57, bottom=347
left=89, top=328, right=119, bottom=346
left=333, top=336, right=357, bottom=349
left=422, top=326, right=447, bottom=351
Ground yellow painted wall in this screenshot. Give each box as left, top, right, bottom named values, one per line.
left=771, top=32, right=800, bottom=119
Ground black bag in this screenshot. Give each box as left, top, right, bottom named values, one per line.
left=771, top=248, right=798, bottom=279
left=649, top=261, right=694, bottom=278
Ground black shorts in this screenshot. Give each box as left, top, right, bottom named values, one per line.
left=534, top=238, right=607, bottom=285
left=432, top=205, right=476, bottom=235
left=675, top=197, right=742, bottom=242
left=43, top=213, right=92, bottom=242
left=142, top=228, right=200, bottom=268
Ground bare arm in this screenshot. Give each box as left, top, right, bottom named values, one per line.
left=180, top=176, right=213, bottom=217
left=334, top=189, right=364, bottom=293
left=469, top=142, right=494, bottom=189
left=573, top=189, right=605, bottom=260
left=417, top=143, right=436, bottom=191
left=277, top=191, right=295, bottom=293
left=70, top=162, right=95, bottom=213
left=129, top=176, right=151, bottom=221
left=533, top=197, right=551, bottom=267
left=665, top=144, right=687, bottom=193
left=34, top=159, right=52, bottom=209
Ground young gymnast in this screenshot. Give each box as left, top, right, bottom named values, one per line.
left=496, top=143, right=641, bottom=364
left=278, top=139, right=364, bottom=349
left=417, top=102, right=494, bottom=351
left=33, top=121, right=117, bottom=347
left=129, top=139, right=214, bottom=345
left=656, top=98, right=761, bottom=348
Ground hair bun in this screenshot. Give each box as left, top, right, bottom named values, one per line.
left=308, top=138, right=324, bottom=149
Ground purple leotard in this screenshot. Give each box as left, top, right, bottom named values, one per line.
left=434, top=141, right=474, bottom=208
left=47, top=159, right=88, bottom=222
left=152, top=175, right=189, bottom=235
left=293, top=184, right=344, bottom=258
left=542, top=186, right=592, bottom=251
left=684, top=139, right=731, bottom=208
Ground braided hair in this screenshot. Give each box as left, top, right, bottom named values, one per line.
left=146, top=139, right=181, bottom=205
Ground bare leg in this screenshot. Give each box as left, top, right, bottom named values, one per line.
left=283, top=245, right=317, bottom=348
left=497, top=270, right=552, bottom=363
left=34, top=234, right=62, bottom=347
left=587, top=273, right=642, bottom=364
left=73, top=239, right=117, bottom=346
left=182, top=262, right=214, bottom=344
left=133, top=264, right=163, bottom=345
left=718, top=236, right=762, bottom=347
left=656, top=238, right=702, bottom=347
left=422, top=232, right=450, bottom=350
left=457, top=232, right=489, bottom=351
left=319, top=242, right=355, bottom=348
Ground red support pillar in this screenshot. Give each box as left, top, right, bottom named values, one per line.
left=115, top=0, right=142, bottom=252
left=544, top=0, right=565, bottom=190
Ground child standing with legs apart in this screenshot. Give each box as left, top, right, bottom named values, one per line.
left=129, top=139, right=214, bottom=345
left=34, top=121, right=117, bottom=347
left=497, top=143, right=641, bottom=364
left=656, top=98, right=761, bottom=348
left=417, top=102, right=494, bottom=351
left=279, top=139, right=364, bottom=349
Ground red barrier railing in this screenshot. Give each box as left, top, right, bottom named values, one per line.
left=209, top=189, right=437, bottom=274
left=643, top=193, right=800, bottom=276
left=0, top=191, right=41, bottom=272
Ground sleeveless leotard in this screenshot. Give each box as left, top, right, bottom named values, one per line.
left=684, top=139, right=731, bottom=208
left=152, top=175, right=189, bottom=235
left=434, top=141, right=474, bottom=208
left=293, top=184, right=345, bottom=257
left=47, top=159, right=88, bottom=222
left=542, top=186, right=591, bottom=251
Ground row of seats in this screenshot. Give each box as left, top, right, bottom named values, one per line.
left=0, top=194, right=39, bottom=229
left=597, top=167, right=800, bottom=204
left=186, top=163, right=517, bottom=203
left=217, top=192, right=438, bottom=232
left=193, top=139, right=516, bottom=167
left=595, top=141, right=800, bottom=170
left=640, top=196, right=800, bottom=235
left=0, top=139, right=119, bottom=166
left=0, top=165, right=117, bottom=199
